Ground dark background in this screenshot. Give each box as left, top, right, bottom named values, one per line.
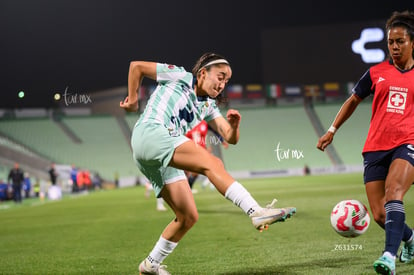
left=1, top=0, right=412, bottom=107
left=261, top=20, right=387, bottom=84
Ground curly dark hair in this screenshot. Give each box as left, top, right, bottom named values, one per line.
left=386, top=10, right=414, bottom=58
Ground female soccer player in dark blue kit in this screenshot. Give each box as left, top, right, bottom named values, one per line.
left=318, top=10, right=414, bottom=275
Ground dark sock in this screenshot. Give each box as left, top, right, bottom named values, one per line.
left=402, top=223, right=413, bottom=242
left=384, top=200, right=405, bottom=256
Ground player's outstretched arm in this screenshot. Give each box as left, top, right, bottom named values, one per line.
left=317, top=94, right=362, bottom=151
left=120, top=61, right=157, bottom=112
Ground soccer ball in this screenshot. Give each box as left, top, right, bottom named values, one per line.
left=330, top=199, right=370, bottom=238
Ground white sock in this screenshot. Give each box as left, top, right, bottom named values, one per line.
left=224, top=181, right=260, bottom=216
left=148, top=236, right=178, bottom=265
left=383, top=251, right=396, bottom=260
left=157, top=198, right=164, bottom=208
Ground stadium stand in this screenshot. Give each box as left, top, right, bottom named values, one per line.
left=221, top=106, right=333, bottom=172
left=0, top=135, right=40, bottom=159
left=58, top=116, right=137, bottom=180
left=304, top=103, right=343, bottom=166
left=0, top=116, right=137, bottom=181
left=0, top=163, right=10, bottom=183
left=314, top=102, right=371, bottom=165
left=0, top=117, right=68, bottom=162
left=0, top=100, right=371, bottom=184
left=125, top=107, right=334, bottom=173
left=125, top=113, right=140, bottom=132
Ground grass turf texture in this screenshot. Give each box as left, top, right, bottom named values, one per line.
left=1, top=173, right=413, bottom=274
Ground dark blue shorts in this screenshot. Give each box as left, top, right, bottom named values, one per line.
left=362, top=144, right=414, bottom=183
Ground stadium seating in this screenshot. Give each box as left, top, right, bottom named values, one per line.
left=61, top=116, right=137, bottom=179
left=0, top=104, right=371, bottom=181
left=125, top=107, right=333, bottom=172
left=0, top=116, right=137, bottom=180
left=314, top=102, right=371, bottom=165
left=125, top=113, right=140, bottom=130
left=0, top=118, right=69, bottom=161
left=0, top=163, right=10, bottom=183
left=221, top=106, right=332, bottom=172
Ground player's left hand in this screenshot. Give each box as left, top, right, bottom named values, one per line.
left=226, top=109, right=241, bottom=128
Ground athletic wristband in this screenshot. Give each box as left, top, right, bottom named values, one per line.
left=328, top=126, right=337, bottom=134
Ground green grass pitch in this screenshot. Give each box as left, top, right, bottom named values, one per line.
left=1, top=173, right=413, bottom=274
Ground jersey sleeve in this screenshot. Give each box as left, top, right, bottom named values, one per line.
left=156, top=63, right=193, bottom=88
left=203, top=99, right=222, bottom=122
left=352, top=69, right=373, bottom=99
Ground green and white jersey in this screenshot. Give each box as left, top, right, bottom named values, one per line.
left=137, top=63, right=222, bottom=136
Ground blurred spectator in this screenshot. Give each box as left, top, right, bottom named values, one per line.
left=83, top=170, right=92, bottom=190
left=48, top=163, right=58, bottom=185
left=0, top=179, right=8, bottom=201
left=8, top=163, right=24, bottom=203
left=76, top=170, right=84, bottom=191
left=303, top=164, right=311, bottom=176
left=23, top=172, right=31, bottom=198
left=33, top=178, right=40, bottom=197
left=114, top=171, right=119, bottom=188
left=92, top=172, right=103, bottom=190
left=70, top=165, right=78, bottom=193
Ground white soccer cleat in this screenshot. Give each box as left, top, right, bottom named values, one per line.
left=250, top=199, right=296, bottom=232
left=139, top=258, right=170, bottom=275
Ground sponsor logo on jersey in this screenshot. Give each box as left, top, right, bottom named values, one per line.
left=386, top=86, right=408, bottom=115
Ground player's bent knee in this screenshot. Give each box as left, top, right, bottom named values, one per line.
left=176, top=209, right=199, bottom=229
left=182, top=212, right=199, bottom=229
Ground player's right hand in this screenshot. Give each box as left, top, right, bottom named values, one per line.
left=316, top=132, right=334, bottom=151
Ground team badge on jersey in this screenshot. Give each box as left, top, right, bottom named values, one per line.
left=387, top=86, right=408, bottom=115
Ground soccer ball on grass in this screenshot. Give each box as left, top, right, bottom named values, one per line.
left=330, top=199, right=370, bottom=238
